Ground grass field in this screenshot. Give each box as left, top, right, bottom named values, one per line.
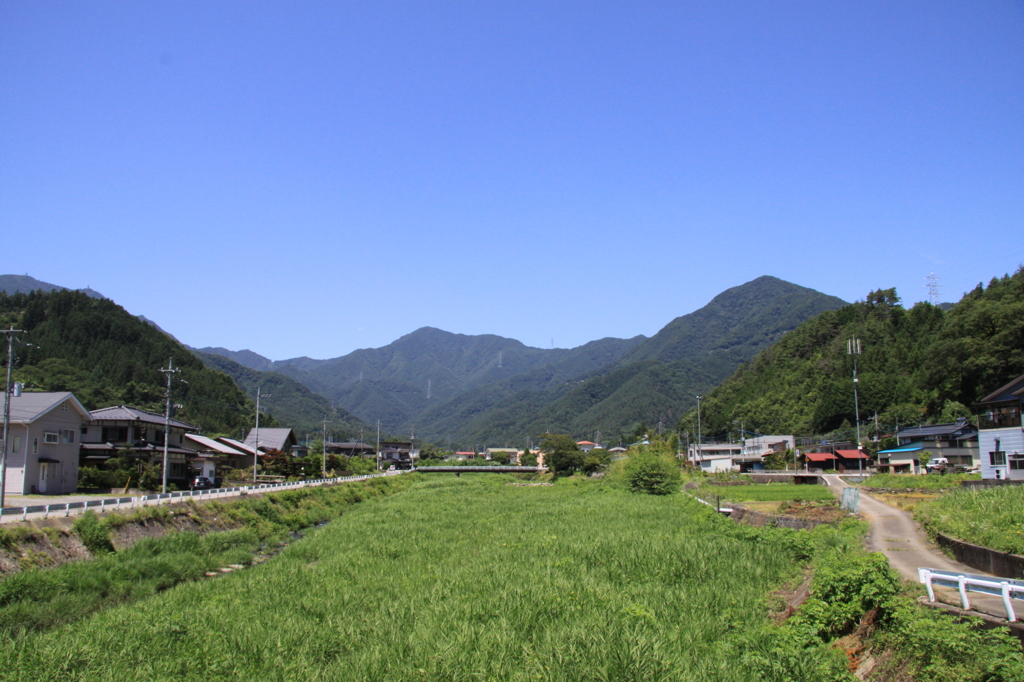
left=698, top=483, right=835, bottom=503
left=915, top=484, right=1024, bottom=554
left=0, top=476, right=848, bottom=681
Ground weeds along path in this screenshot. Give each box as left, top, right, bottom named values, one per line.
left=0, top=476, right=848, bottom=682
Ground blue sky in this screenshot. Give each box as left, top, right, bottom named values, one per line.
left=2, top=2, right=1022, bottom=361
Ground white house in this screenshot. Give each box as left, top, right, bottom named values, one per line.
left=0, top=389, right=91, bottom=495
left=975, top=373, right=1024, bottom=480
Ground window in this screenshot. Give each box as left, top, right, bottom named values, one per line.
left=1010, top=454, right=1024, bottom=470
left=12, top=436, right=20, bottom=452
left=81, top=426, right=88, bottom=436
left=61, top=429, right=75, bottom=444
left=32, top=438, right=38, bottom=454
left=991, top=451, right=1006, bottom=466
left=43, top=432, right=59, bottom=444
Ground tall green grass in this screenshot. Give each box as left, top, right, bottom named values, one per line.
left=916, top=485, right=1024, bottom=554
left=0, top=476, right=850, bottom=681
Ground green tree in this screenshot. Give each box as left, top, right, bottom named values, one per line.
left=582, top=448, right=612, bottom=474
left=521, top=448, right=538, bottom=466
left=540, top=433, right=583, bottom=476
left=490, top=450, right=511, bottom=465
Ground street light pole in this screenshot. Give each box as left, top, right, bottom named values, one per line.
left=1, top=328, right=26, bottom=508
left=848, top=338, right=863, bottom=476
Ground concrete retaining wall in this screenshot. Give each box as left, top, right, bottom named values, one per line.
left=934, top=532, right=1024, bottom=580
left=961, top=479, right=1024, bottom=490
left=728, top=504, right=832, bottom=531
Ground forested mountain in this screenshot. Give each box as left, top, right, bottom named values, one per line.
left=444, top=276, right=847, bottom=445
left=679, top=269, right=1024, bottom=440
left=193, top=351, right=370, bottom=439
left=201, top=328, right=646, bottom=435
left=0, top=290, right=260, bottom=436
left=198, top=276, right=845, bottom=446
left=0, top=274, right=105, bottom=300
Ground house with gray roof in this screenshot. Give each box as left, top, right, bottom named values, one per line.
left=81, top=404, right=200, bottom=485
left=875, top=418, right=979, bottom=473
left=0, top=389, right=91, bottom=495
left=243, top=427, right=297, bottom=454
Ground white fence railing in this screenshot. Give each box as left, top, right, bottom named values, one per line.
left=919, top=567, right=1024, bottom=622
left=0, top=470, right=407, bottom=524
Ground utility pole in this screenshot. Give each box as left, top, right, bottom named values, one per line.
left=376, top=420, right=381, bottom=470
left=321, top=415, right=331, bottom=477
left=159, top=359, right=180, bottom=494
left=848, top=338, right=863, bottom=476
left=1, top=328, right=26, bottom=508
left=252, top=386, right=271, bottom=483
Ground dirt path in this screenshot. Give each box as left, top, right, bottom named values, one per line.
left=820, top=474, right=1013, bottom=619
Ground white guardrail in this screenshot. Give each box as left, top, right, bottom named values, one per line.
left=919, top=567, right=1024, bottom=622
left=0, top=470, right=408, bottom=524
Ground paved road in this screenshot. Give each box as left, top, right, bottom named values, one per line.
left=821, top=474, right=1012, bottom=619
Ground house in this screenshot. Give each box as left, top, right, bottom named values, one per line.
left=324, top=441, right=376, bottom=458
left=687, top=443, right=743, bottom=472
left=874, top=444, right=920, bottom=474
left=243, top=427, right=297, bottom=454
left=576, top=441, right=599, bottom=453
left=834, top=449, right=871, bottom=472
left=742, top=435, right=795, bottom=461
left=894, top=419, right=979, bottom=468
left=803, top=452, right=838, bottom=470
left=81, top=404, right=200, bottom=485
left=0, top=389, right=91, bottom=495
left=183, top=433, right=253, bottom=476
left=975, top=373, right=1024, bottom=480
left=485, top=447, right=519, bottom=462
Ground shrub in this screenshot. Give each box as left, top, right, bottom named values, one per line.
left=72, top=511, right=114, bottom=554
left=623, top=450, right=681, bottom=495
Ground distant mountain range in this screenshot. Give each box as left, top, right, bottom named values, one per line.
left=0, top=274, right=105, bottom=300
left=3, top=271, right=850, bottom=447
left=197, top=276, right=847, bottom=447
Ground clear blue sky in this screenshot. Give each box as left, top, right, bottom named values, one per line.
left=2, top=2, right=1022, bottom=361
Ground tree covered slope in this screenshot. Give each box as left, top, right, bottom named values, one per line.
left=680, top=269, right=1024, bottom=438
left=0, top=290, right=258, bottom=435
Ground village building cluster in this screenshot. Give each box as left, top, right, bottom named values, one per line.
left=2, top=370, right=1024, bottom=495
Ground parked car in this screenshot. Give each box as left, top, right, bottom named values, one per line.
left=190, top=476, right=214, bottom=490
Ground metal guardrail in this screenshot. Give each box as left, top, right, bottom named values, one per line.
left=0, top=470, right=406, bottom=524
left=919, top=567, right=1024, bottom=622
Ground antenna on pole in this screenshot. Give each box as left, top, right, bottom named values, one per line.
left=925, top=273, right=941, bottom=305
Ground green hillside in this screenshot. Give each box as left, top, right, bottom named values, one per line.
left=680, top=269, right=1024, bottom=439
left=193, top=352, right=371, bottom=440
left=0, top=290, right=260, bottom=436
left=202, top=328, right=645, bottom=436
left=447, top=276, right=847, bottom=445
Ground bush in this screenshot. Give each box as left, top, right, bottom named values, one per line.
left=72, top=511, right=114, bottom=554
left=623, top=451, right=681, bottom=495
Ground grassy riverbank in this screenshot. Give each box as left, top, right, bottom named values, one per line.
left=0, top=474, right=418, bottom=637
